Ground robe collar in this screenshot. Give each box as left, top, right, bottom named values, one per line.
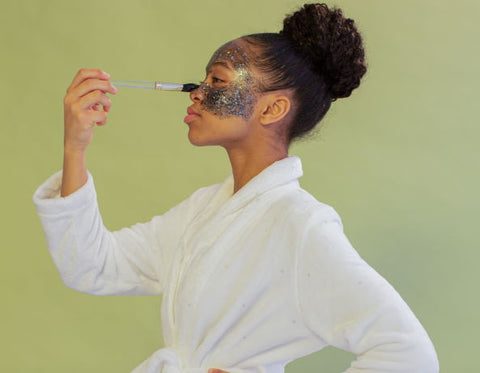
left=214, top=155, right=303, bottom=217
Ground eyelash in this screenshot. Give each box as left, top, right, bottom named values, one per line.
left=200, top=77, right=225, bottom=86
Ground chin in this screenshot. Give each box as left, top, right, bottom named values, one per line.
left=187, top=129, right=215, bottom=147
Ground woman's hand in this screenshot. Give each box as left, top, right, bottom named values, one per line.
left=208, top=369, right=230, bottom=373
left=61, top=69, right=116, bottom=197
left=63, top=68, right=117, bottom=153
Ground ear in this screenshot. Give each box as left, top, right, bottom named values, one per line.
left=258, top=93, right=292, bottom=126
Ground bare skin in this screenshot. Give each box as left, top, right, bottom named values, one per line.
left=208, top=369, right=229, bottom=373
left=61, top=68, right=117, bottom=196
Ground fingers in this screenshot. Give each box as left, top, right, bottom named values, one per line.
left=64, top=69, right=114, bottom=121
left=208, top=369, right=230, bottom=373
left=79, top=90, right=112, bottom=111
left=73, top=78, right=117, bottom=98
left=66, top=70, right=116, bottom=113
left=67, top=68, right=111, bottom=93
left=68, top=105, right=108, bottom=128
left=90, top=110, right=108, bottom=126
left=64, top=89, right=111, bottom=127
left=63, top=69, right=116, bottom=152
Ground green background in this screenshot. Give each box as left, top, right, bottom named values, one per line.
left=1, top=0, right=478, bottom=371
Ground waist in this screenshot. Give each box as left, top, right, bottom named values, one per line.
left=130, top=347, right=283, bottom=373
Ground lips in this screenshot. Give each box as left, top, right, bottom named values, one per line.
left=184, top=106, right=201, bottom=124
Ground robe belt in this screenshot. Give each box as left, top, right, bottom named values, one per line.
left=130, top=347, right=266, bottom=373
left=130, top=347, right=205, bottom=373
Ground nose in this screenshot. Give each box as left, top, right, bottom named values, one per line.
left=189, top=85, right=204, bottom=103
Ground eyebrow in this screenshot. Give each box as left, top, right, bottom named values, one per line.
left=206, top=61, right=233, bottom=73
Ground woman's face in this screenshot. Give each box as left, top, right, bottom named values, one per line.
left=185, top=39, right=262, bottom=147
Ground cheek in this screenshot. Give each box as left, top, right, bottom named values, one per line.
left=202, top=84, right=257, bottom=120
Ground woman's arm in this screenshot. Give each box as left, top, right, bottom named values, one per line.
left=296, top=217, right=439, bottom=372
left=33, top=69, right=184, bottom=295
left=34, top=167, right=201, bottom=296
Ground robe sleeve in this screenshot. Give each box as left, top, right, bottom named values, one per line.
left=33, top=171, right=191, bottom=296
left=295, top=213, right=439, bottom=372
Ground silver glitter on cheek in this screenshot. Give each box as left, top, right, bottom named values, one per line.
left=202, top=43, right=258, bottom=120
left=201, top=69, right=257, bottom=119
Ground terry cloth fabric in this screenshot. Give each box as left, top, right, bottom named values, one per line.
left=33, top=156, right=439, bottom=373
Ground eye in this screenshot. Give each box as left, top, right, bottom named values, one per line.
left=212, top=77, right=225, bottom=84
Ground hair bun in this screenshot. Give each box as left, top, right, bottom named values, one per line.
left=280, top=3, right=367, bottom=99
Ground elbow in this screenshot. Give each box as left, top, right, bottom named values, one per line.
left=350, top=323, right=439, bottom=372
left=400, top=316, right=439, bottom=372
left=387, top=324, right=439, bottom=372
left=59, top=269, right=163, bottom=296
left=60, top=272, right=120, bottom=295
left=411, top=332, right=439, bottom=373
left=59, top=270, right=105, bottom=295
left=351, top=332, right=439, bottom=372
left=388, top=328, right=439, bottom=372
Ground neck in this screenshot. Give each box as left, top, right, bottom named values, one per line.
left=225, top=139, right=288, bottom=194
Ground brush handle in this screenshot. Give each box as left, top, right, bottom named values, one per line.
left=111, top=80, right=155, bottom=89
left=154, top=82, right=184, bottom=91
left=111, top=80, right=199, bottom=92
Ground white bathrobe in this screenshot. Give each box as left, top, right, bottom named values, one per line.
left=33, top=156, right=438, bottom=373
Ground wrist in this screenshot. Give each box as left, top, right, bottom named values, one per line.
left=64, top=145, right=86, bottom=159
left=62, top=146, right=88, bottom=197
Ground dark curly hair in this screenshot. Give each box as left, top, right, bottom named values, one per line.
left=243, top=3, right=367, bottom=142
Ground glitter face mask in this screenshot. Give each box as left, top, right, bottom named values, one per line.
left=199, top=42, right=258, bottom=120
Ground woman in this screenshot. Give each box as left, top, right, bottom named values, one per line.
left=34, top=3, right=439, bottom=373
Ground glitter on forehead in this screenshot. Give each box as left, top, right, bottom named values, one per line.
left=207, top=41, right=251, bottom=70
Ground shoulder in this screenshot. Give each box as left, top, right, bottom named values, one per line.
left=273, top=184, right=343, bottom=230
left=164, top=180, right=225, bottom=218
left=275, top=185, right=371, bottom=274
left=186, top=181, right=225, bottom=203
left=262, top=183, right=351, bottom=261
